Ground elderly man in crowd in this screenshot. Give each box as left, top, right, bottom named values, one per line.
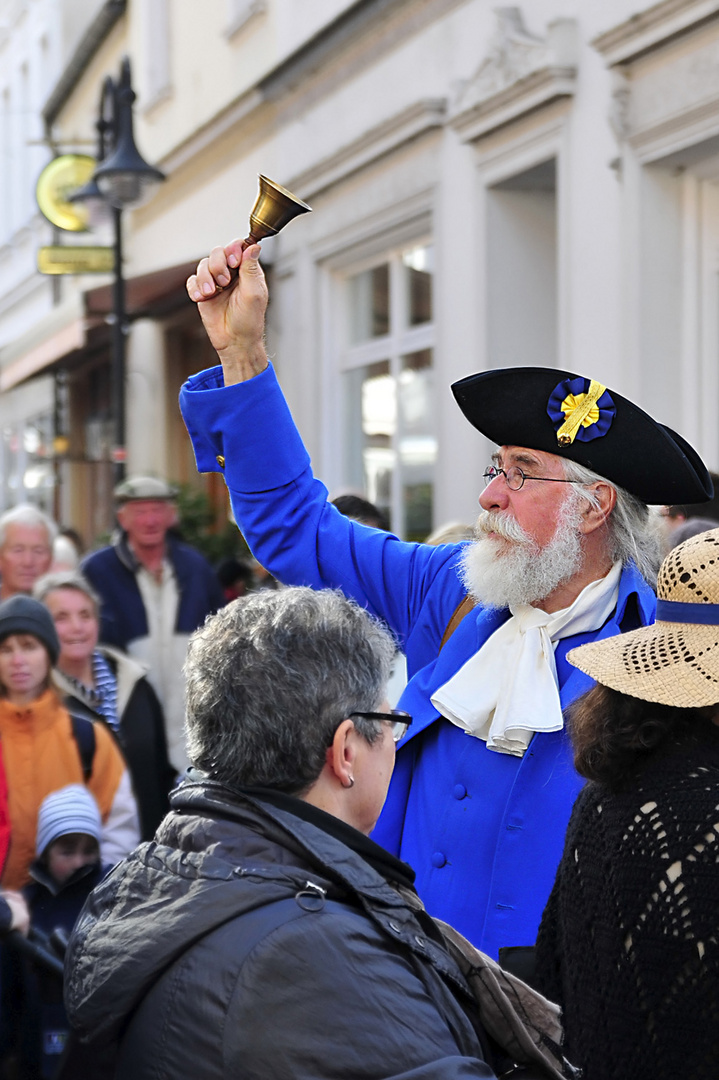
left=82, top=476, right=225, bottom=774
left=178, top=241, right=712, bottom=960
left=0, top=505, right=55, bottom=601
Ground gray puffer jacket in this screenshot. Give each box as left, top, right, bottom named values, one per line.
left=65, top=779, right=498, bottom=1079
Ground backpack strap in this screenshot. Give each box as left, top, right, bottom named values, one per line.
left=69, top=714, right=96, bottom=782
left=439, top=595, right=476, bottom=652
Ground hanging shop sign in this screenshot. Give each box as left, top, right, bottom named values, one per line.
left=37, top=246, right=114, bottom=275
left=36, top=154, right=96, bottom=232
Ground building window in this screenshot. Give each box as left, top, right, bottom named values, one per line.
left=1, top=413, right=55, bottom=512
left=143, top=0, right=172, bottom=106
left=0, top=86, right=10, bottom=241
left=341, top=243, right=435, bottom=540
left=225, top=0, right=267, bottom=40
left=486, top=158, right=557, bottom=370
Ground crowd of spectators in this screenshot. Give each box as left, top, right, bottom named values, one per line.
left=2, top=453, right=719, bottom=1077
left=0, top=479, right=239, bottom=1077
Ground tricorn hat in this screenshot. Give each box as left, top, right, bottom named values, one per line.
left=451, top=367, right=712, bottom=505
left=568, top=528, right=719, bottom=707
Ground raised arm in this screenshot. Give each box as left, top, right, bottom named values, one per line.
left=186, top=241, right=269, bottom=385
left=182, top=243, right=465, bottom=649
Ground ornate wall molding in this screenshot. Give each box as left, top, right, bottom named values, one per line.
left=287, top=99, right=447, bottom=200
left=449, top=8, right=577, bottom=143
left=593, top=1, right=719, bottom=160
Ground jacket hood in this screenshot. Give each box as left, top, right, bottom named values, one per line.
left=65, top=780, right=420, bottom=1044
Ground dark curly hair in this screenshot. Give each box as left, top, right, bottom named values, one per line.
left=569, top=684, right=711, bottom=789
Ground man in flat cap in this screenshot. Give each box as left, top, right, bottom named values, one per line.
left=180, top=242, right=712, bottom=960
left=82, top=477, right=225, bottom=774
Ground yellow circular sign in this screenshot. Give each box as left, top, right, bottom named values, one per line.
left=36, top=154, right=96, bottom=232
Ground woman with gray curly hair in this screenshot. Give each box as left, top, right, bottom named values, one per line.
left=65, top=588, right=497, bottom=1078
left=65, top=586, right=572, bottom=1080
left=183, top=585, right=398, bottom=820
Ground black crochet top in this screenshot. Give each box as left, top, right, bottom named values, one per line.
left=535, top=723, right=719, bottom=1080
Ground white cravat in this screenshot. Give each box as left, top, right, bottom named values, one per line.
left=431, top=562, right=622, bottom=756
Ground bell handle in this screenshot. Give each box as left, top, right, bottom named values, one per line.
left=199, top=174, right=311, bottom=299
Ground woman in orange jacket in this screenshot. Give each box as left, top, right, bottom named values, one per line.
left=0, top=596, right=139, bottom=890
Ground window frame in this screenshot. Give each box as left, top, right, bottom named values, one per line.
left=334, top=236, right=436, bottom=539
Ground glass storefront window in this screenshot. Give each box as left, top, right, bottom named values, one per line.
left=403, top=245, right=433, bottom=326
left=399, top=349, right=436, bottom=541
left=347, top=264, right=390, bottom=343
left=344, top=360, right=394, bottom=528
left=0, top=413, right=55, bottom=512
left=342, top=240, right=434, bottom=538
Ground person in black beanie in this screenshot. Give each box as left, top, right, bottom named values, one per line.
left=0, top=595, right=139, bottom=892
left=535, top=527, right=719, bottom=1080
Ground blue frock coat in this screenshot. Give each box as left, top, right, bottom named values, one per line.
left=179, top=362, right=657, bottom=957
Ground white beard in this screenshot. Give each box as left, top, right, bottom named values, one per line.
left=459, top=495, right=585, bottom=610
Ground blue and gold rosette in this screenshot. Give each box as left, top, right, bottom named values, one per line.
left=547, top=376, right=616, bottom=447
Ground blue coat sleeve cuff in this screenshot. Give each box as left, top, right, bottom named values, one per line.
left=179, top=362, right=311, bottom=491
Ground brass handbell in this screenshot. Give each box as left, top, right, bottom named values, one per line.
left=212, top=176, right=311, bottom=294
left=244, top=175, right=312, bottom=245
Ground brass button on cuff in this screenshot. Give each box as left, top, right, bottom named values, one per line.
left=216, top=455, right=225, bottom=469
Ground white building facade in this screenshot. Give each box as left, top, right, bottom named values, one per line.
left=0, top=0, right=93, bottom=518
left=2, top=0, right=719, bottom=542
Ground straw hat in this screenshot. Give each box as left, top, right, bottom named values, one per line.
left=568, top=528, right=719, bottom=707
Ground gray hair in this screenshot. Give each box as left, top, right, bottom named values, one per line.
left=33, top=570, right=101, bottom=616
left=562, top=459, right=663, bottom=584
left=0, top=504, right=57, bottom=549
left=184, top=586, right=396, bottom=794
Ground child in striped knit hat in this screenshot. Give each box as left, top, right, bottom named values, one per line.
left=28, top=781, right=105, bottom=915
left=13, top=786, right=110, bottom=1078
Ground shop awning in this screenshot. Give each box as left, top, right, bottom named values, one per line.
left=0, top=259, right=198, bottom=390
left=0, top=296, right=88, bottom=391
left=84, top=259, right=198, bottom=318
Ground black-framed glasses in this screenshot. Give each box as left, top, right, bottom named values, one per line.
left=350, top=710, right=413, bottom=743
left=482, top=464, right=582, bottom=493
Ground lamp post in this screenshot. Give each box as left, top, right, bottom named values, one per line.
left=70, top=57, right=165, bottom=484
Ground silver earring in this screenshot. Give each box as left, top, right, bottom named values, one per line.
left=348, top=776, right=355, bottom=788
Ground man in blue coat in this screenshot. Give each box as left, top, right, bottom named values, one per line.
left=82, top=476, right=225, bottom=774
left=179, top=241, right=712, bottom=959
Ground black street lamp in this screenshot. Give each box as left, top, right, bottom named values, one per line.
left=70, top=57, right=165, bottom=484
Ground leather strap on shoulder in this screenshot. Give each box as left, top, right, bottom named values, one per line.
left=439, top=595, right=476, bottom=652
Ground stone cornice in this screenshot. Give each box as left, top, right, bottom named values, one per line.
left=310, top=187, right=433, bottom=265
left=157, top=88, right=266, bottom=176
left=449, top=10, right=577, bottom=143
left=592, top=0, right=719, bottom=67
left=630, top=92, right=719, bottom=160
left=287, top=99, right=446, bottom=200
left=157, top=0, right=460, bottom=179
left=223, top=0, right=267, bottom=41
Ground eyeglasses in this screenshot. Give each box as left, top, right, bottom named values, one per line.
left=350, top=710, right=413, bottom=742
left=483, top=464, right=582, bottom=493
